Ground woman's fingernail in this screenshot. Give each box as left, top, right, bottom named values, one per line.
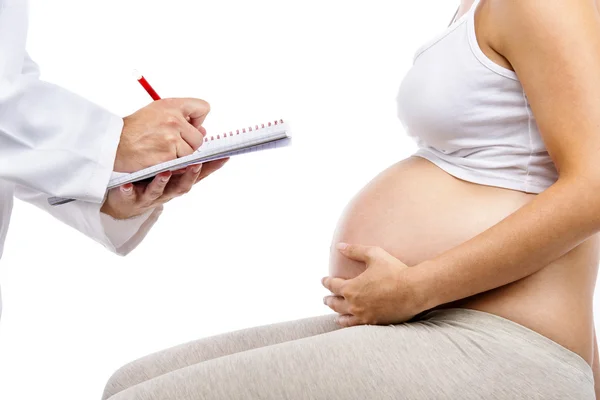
left=192, top=164, right=202, bottom=173
left=121, top=184, right=133, bottom=192
left=337, top=242, right=348, bottom=250
left=323, top=297, right=328, bottom=304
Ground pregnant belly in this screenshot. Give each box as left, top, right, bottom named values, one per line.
left=329, top=156, right=599, bottom=363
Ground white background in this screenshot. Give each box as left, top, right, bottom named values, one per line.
left=0, top=1, right=590, bottom=399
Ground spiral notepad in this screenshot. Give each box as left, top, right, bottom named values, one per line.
left=48, top=119, right=291, bottom=206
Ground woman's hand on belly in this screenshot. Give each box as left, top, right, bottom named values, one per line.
left=322, top=243, right=426, bottom=327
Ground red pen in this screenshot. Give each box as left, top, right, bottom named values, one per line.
left=133, top=70, right=161, bottom=100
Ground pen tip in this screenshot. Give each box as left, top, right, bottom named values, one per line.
left=132, top=69, right=142, bottom=80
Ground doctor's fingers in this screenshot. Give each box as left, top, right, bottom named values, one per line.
left=143, top=172, right=172, bottom=203
left=160, top=115, right=200, bottom=157
left=162, top=164, right=203, bottom=199
left=175, top=137, right=195, bottom=158
left=195, top=158, right=229, bottom=183
left=176, top=115, right=205, bottom=151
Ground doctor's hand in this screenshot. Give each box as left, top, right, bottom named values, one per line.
left=100, top=158, right=229, bottom=219
left=114, top=98, right=210, bottom=173
left=321, top=243, right=426, bottom=328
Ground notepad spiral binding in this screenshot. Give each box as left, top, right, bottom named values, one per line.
left=205, top=119, right=285, bottom=142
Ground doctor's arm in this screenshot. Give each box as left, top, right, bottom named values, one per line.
left=4, top=52, right=225, bottom=254
left=14, top=184, right=162, bottom=256
left=14, top=155, right=228, bottom=255
left=3, top=52, right=210, bottom=202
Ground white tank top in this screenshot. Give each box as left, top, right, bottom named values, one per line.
left=397, top=0, right=557, bottom=193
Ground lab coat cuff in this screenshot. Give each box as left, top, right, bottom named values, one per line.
left=87, top=114, right=124, bottom=203
left=99, top=206, right=164, bottom=256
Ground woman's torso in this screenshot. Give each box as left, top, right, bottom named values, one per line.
left=329, top=0, right=600, bottom=365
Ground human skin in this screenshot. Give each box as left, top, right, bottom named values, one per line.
left=324, top=1, right=600, bottom=394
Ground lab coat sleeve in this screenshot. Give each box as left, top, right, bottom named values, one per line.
left=15, top=54, right=163, bottom=255
left=21, top=51, right=39, bottom=77
left=14, top=184, right=163, bottom=255
left=0, top=50, right=123, bottom=203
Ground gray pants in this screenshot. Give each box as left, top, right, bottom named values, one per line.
left=102, top=308, right=594, bottom=399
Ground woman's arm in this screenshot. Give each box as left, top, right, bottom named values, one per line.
left=405, top=0, right=600, bottom=310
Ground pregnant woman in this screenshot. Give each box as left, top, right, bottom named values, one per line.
left=102, top=1, right=600, bottom=398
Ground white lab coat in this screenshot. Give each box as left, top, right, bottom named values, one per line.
left=0, top=2, right=162, bottom=316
